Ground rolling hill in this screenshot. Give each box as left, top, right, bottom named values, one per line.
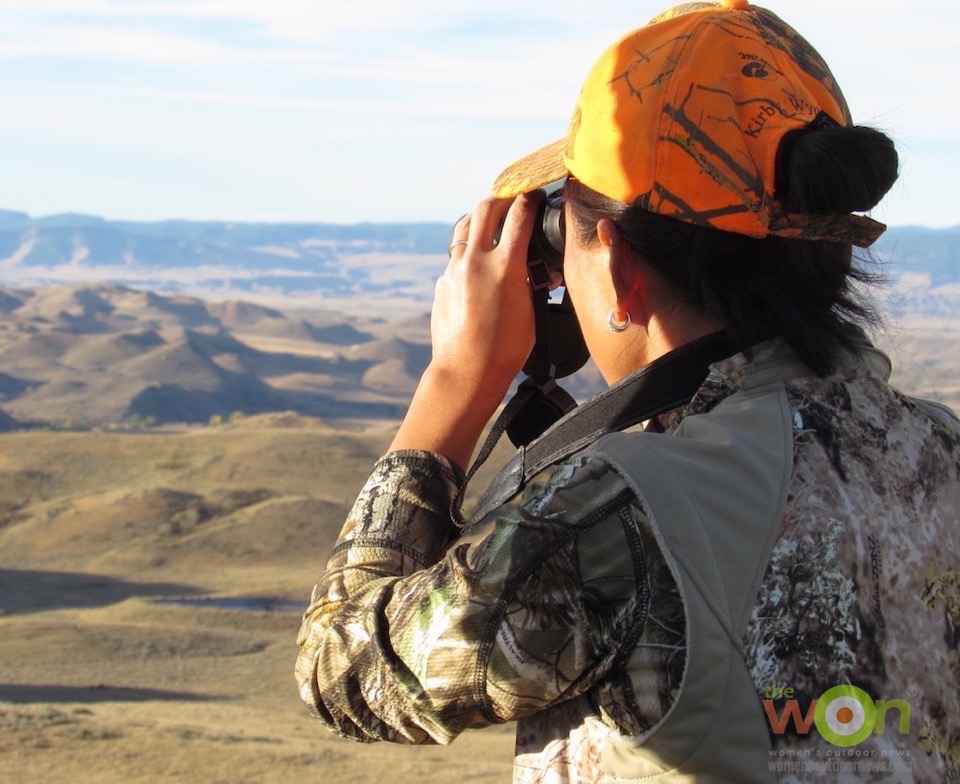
left=0, top=414, right=519, bottom=784
left=0, top=213, right=958, bottom=426
left=0, top=283, right=431, bottom=428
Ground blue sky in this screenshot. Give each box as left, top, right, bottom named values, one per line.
left=1, top=0, right=957, bottom=228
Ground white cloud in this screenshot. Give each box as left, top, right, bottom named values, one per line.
left=0, top=24, right=231, bottom=65
left=0, top=0, right=956, bottom=226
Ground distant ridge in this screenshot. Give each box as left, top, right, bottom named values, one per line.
left=1, top=210, right=958, bottom=318
left=0, top=209, right=450, bottom=315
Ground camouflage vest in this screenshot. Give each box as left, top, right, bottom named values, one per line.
left=589, top=358, right=796, bottom=782
left=577, top=343, right=960, bottom=782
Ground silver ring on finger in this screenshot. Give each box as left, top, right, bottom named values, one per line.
left=448, top=239, right=468, bottom=256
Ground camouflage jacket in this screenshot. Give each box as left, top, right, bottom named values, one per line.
left=296, top=339, right=960, bottom=782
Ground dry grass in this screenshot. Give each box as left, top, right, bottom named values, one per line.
left=0, top=416, right=516, bottom=784
left=876, top=317, right=960, bottom=411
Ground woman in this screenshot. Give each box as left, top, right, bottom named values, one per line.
left=296, top=1, right=960, bottom=781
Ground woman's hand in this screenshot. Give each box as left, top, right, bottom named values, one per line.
left=389, top=193, right=539, bottom=470
left=431, top=193, right=537, bottom=390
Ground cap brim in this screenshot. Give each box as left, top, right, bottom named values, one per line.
left=492, top=139, right=569, bottom=198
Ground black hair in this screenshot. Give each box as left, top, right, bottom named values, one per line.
left=564, top=125, right=899, bottom=376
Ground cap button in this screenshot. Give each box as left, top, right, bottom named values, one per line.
left=720, top=0, right=750, bottom=8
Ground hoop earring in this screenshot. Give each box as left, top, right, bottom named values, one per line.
left=607, top=310, right=632, bottom=333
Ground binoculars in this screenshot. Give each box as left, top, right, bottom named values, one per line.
left=523, top=179, right=588, bottom=381
left=527, top=179, right=565, bottom=278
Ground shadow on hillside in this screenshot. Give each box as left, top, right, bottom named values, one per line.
left=0, top=683, right=224, bottom=704
left=0, top=569, right=201, bottom=615
left=126, top=381, right=408, bottom=423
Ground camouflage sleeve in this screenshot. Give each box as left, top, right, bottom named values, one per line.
left=295, top=448, right=666, bottom=746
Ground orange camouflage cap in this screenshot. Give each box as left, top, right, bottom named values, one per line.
left=493, top=0, right=886, bottom=247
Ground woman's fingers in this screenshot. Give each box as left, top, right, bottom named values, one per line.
left=497, top=192, right=539, bottom=262
left=429, top=194, right=538, bottom=385
left=465, top=197, right=509, bottom=252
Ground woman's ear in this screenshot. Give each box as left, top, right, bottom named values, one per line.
left=595, top=218, right=623, bottom=292
left=596, top=218, right=619, bottom=252
left=596, top=218, right=641, bottom=300
left=598, top=217, right=656, bottom=331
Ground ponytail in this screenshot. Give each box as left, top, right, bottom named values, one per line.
left=565, top=124, right=899, bottom=376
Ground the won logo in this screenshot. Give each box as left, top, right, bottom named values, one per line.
left=762, top=684, right=911, bottom=747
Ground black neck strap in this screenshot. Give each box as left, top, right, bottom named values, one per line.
left=459, top=331, right=736, bottom=525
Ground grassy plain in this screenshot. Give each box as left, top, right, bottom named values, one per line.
left=0, top=414, right=516, bottom=784
left=879, top=317, right=960, bottom=410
